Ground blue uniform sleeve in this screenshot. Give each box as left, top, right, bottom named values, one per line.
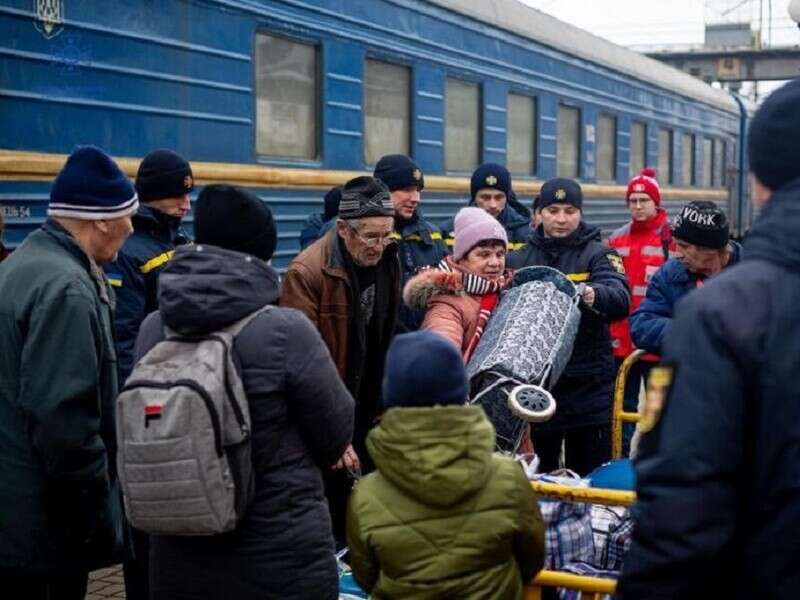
left=629, top=267, right=673, bottom=354
left=106, top=250, right=146, bottom=384
left=588, top=249, right=630, bottom=321
left=618, top=290, right=746, bottom=599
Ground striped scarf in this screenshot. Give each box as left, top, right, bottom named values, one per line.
left=434, top=259, right=510, bottom=362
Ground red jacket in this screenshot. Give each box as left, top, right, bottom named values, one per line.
left=608, top=209, right=673, bottom=359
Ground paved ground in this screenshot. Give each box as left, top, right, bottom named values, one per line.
left=87, top=566, right=126, bottom=599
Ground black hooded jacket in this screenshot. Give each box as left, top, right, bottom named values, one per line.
left=508, top=222, right=630, bottom=428
left=134, top=244, right=354, bottom=600
left=619, top=178, right=800, bottom=599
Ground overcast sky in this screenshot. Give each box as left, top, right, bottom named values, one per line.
left=517, top=0, right=798, bottom=99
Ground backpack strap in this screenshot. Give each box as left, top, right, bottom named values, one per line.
left=657, top=223, right=672, bottom=261
left=224, top=304, right=272, bottom=338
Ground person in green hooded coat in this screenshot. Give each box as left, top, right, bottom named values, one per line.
left=347, top=330, right=545, bottom=599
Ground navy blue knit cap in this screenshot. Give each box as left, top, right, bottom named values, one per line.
left=539, top=177, right=583, bottom=210
left=49, top=146, right=138, bottom=220
left=382, top=331, right=468, bottom=409
left=748, top=78, right=800, bottom=191
left=373, top=154, right=424, bottom=192
left=135, top=149, right=193, bottom=203
left=471, top=163, right=511, bottom=202
left=323, top=186, right=342, bottom=221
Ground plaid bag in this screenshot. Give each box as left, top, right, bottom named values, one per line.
left=558, top=562, right=618, bottom=600
left=606, top=513, right=634, bottom=570
left=535, top=470, right=595, bottom=569
left=590, top=504, right=629, bottom=569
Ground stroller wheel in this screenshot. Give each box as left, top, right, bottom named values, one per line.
left=508, top=384, right=556, bottom=423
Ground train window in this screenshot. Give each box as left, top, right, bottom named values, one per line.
left=702, top=137, right=713, bottom=187
left=255, top=33, right=318, bottom=160
left=445, top=78, right=481, bottom=172
left=596, top=114, right=616, bottom=181
left=364, top=60, right=410, bottom=166
left=713, top=138, right=725, bottom=187
left=507, top=93, right=537, bottom=175
left=629, top=121, right=646, bottom=178
left=557, top=105, right=580, bottom=178
left=682, top=133, right=695, bottom=186
left=658, top=128, right=673, bottom=185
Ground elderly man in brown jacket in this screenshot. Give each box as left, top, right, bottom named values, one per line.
left=281, top=175, right=400, bottom=547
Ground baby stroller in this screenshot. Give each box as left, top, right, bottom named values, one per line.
left=467, top=266, right=582, bottom=453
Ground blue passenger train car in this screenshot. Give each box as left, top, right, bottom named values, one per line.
left=0, top=0, right=752, bottom=270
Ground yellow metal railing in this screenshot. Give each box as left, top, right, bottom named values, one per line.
left=0, top=149, right=731, bottom=200
left=612, top=349, right=645, bottom=460
left=525, top=481, right=636, bottom=599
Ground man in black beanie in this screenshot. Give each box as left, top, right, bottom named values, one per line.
left=103, top=148, right=193, bottom=600
left=619, top=78, right=800, bottom=599
left=630, top=199, right=742, bottom=356
left=441, top=162, right=531, bottom=252
left=281, top=175, right=400, bottom=547
left=373, top=154, right=447, bottom=330
left=133, top=184, right=354, bottom=600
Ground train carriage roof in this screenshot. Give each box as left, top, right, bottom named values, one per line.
left=429, top=0, right=740, bottom=114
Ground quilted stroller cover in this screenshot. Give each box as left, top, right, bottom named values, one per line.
left=467, top=266, right=581, bottom=452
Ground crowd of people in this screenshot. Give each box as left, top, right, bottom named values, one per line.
left=0, top=78, right=798, bottom=599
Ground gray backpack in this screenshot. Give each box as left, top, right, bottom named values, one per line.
left=116, top=307, right=268, bottom=535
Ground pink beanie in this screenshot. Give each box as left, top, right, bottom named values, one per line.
left=453, top=206, right=508, bottom=261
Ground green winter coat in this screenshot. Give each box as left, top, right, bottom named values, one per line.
left=347, top=406, right=544, bottom=599
left=0, top=220, right=127, bottom=573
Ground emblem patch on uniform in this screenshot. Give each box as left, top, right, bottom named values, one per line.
left=486, top=175, right=497, bottom=186
left=607, top=253, right=626, bottom=274
left=184, top=175, right=194, bottom=190
left=639, top=365, right=674, bottom=433
left=413, top=169, right=422, bottom=181
left=555, top=189, right=567, bottom=200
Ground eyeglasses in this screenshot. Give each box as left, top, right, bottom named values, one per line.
left=348, top=225, right=394, bottom=247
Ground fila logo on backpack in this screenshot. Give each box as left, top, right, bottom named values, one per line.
left=116, top=306, right=269, bottom=535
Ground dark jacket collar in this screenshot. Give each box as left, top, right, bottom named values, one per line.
left=42, top=219, right=112, bottom=305
left=134, top=204, right=187, bottom=243
left=744, top=177, right=800, bottom=271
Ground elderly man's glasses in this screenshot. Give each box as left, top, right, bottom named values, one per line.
left=348, top=225, right=394, bottom=247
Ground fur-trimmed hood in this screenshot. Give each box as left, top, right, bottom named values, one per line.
left=403, top=257, right=511, bottom=310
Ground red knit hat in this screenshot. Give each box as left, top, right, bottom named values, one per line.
left=626, top=167, right=661, bottom=206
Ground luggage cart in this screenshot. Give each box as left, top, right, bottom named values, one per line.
left=611, top=349, right=645, bottom=460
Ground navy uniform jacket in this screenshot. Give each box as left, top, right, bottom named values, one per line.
left=630, top=241, right=742, bottom=354
left=618, top=179, right=800, bottom=599
left=441, top=198, right=531, bottom=252
left=104, top=204, right=189, bottom=383
left=393, top=211, right=449, bottom=330
left=300, top=212, right=331, bottom=251
left=508, top=222, right=630, bottom=429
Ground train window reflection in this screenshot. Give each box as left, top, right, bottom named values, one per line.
left=364, top=60, right=410, bottom=166
left=507, top=93, right=536, bottom=175
left=445, top=78, right=480, bottom=172
left=255, top=34, right=318, bottom=160
left=682, top=132, right=695, bottom=186
left=658, top=128, right=673, bottom=185
left=596, top=114, right=616, bottom=182
left=629, top=121, right=646, bottom=178
left=557, top=104, right=580, bottom=178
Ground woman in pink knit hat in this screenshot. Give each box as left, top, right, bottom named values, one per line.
left=403, top=206, right=510, bottom=361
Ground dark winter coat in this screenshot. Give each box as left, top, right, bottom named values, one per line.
left=508, top=222, right=630, bottom=429
left=104, top=204, right=189, bottom=383
left=618, top=179, right=800, bottom=599
left=135, top=244, right=355, bottom=600
left=441, top=198, right=531, bottom=252
left=0, top=220, right=127, bottom=574
left=392, top=210, right=449, bottom=331
left=347, top=406, right=544, bottom=598
left=299, top=212, right=330, bottom=250
left=629, top=241, right=742, bottom=355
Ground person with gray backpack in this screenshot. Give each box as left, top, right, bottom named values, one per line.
left=120, top=184, right=355, bottom=600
